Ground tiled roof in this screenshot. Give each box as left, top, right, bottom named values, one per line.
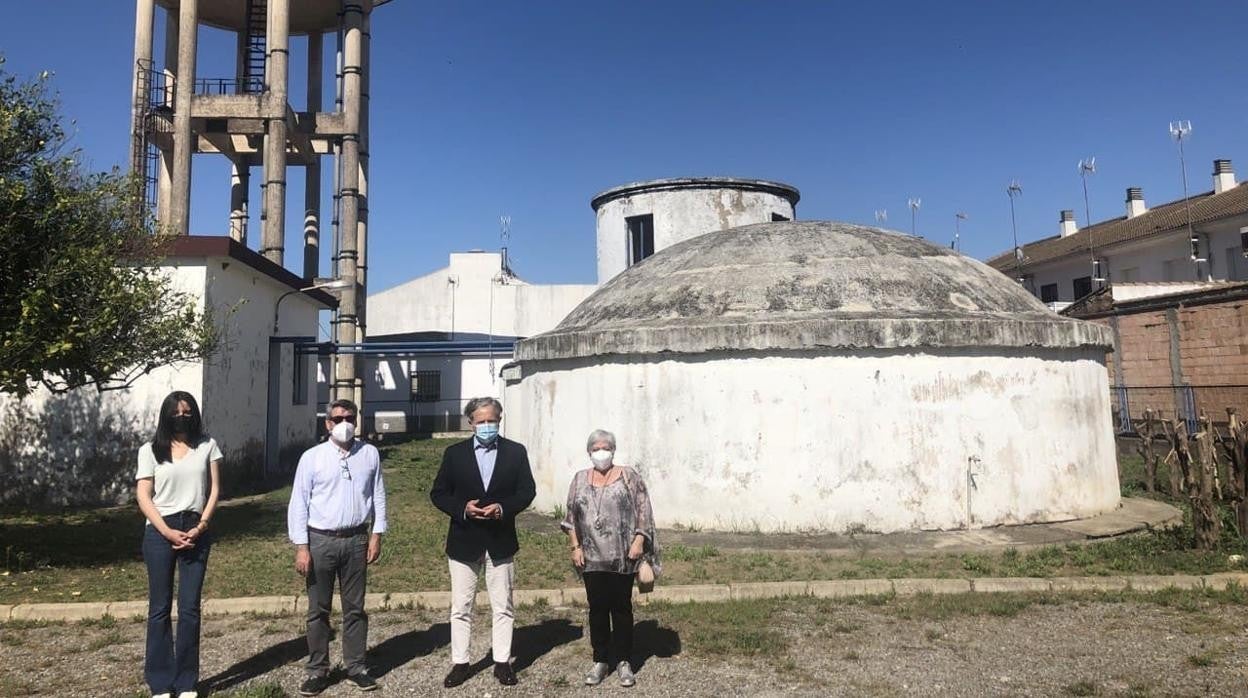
left=987, top=182, right=1248, bottom=270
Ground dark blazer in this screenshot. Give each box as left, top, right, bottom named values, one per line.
left=430, top=436, right=536, bottom=562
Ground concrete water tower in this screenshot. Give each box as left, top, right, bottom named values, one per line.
left=590, top=177, right=800, bottom=283
left=130, top=0, right=390, bottom=406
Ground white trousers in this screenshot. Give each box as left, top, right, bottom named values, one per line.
left=448, top=553, right=515, bottom=664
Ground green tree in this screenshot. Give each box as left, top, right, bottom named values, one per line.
left=0, top=58, right=217, bottom=397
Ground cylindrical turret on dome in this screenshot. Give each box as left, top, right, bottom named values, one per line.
left=590, top=177, right=800, bottom=284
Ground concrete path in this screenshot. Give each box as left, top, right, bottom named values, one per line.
left=4, top=570, right=1245, bottom=624
left=520, top=496, right=1182, bottom=556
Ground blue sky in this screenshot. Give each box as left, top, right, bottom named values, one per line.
left=3, top=1, right=1246, bottom=289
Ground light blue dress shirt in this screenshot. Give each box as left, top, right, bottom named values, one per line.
left=287, top=439, right=388, bottom=545
left=474, top=440, right=498, bottom=490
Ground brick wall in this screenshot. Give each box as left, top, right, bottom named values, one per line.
left=1099, top=297, right=1248, bottom=424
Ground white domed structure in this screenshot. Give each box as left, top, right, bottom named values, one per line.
left=502, top=221, right=1119, bottom=533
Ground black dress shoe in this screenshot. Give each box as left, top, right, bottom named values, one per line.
left=494, top=661, right=518, bottom=686
left=444, top=663, right=472, bottom=688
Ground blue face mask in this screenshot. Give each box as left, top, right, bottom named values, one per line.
left=474, top=422, right=500, bottom=445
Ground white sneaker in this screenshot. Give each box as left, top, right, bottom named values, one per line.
left=152, top=694, right=171, bottom=698
left=177, top=693, right=198, bottom=698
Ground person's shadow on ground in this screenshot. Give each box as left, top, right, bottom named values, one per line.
left=200, top=636, right=306, bottom=693
left=369, top=622, right=451, bottom=678
left=632, top=620, right=682, bottom=671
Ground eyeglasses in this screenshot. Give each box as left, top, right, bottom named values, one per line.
left=339, top=457, right=352, bottom=480
left=328, top=415, right=356, bottom=424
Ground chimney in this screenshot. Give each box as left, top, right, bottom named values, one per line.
left=1213, top=159, right=1236, bottom=194
left=1059, top=209, right=1078, bottom=237
left=1125, top=187, right=1147, bottom=218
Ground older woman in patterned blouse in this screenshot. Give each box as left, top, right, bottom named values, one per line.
left=561, top=428, right=659, bottom=688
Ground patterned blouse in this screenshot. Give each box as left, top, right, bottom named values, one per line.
left=561, top=466, right=660, bottom=575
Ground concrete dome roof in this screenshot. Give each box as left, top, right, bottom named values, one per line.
left=515, top=221, right=1113, bottom=361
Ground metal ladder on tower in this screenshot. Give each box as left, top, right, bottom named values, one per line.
left=130, top=60, right=161, bottom=221
left=243, top=0, right=268, bottom=93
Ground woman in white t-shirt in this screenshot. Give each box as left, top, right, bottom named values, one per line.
left=135, top=391, right=222, bottom=698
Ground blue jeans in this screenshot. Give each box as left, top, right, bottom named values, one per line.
left=142, top=511, right=212, bottom=694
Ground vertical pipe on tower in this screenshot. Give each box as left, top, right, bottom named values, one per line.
left=169, top=0, right=198, bottom=235
left=261, top=0, right=291, bottom=263
left=304, top=31, right=324, bottom=280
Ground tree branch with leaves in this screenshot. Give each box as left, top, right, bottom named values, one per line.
left=0, top=57, right=218, bottom=397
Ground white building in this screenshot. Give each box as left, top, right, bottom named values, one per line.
left=346, top=177, right=802, bottom=434
left=503, top=221, right=1118, bottom=533
left=0, top=236, right=332, bottom=505
left=988, top=159, right=1248, bottom=308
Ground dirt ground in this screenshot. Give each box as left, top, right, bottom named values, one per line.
left=2, top=596, right=1247, bottom=697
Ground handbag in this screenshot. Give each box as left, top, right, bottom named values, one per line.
left=636, top=559, right=656, bottom=593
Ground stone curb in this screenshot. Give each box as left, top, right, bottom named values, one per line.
left=5, top=573, right=1248, bottom=623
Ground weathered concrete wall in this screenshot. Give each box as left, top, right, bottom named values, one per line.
left=596, top=187, right=796, bottom=283
left=503, top=348, right=1119, bottom=533
left=202, top=259, right=321, bottom=484
left=0, top=265, right=207, bottom=506
left=367, top=251, right=595, bottom=339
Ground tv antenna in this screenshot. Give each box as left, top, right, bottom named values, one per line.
left=953, top=211, right=967, bottom=252
left=1078, top=157, right=1101, bottom=287
left=499, top=215, right=512, bottom=275
left=908, top=198, right=921, bottom=237
left=874, top=209, right=888, bottom=224
left=1169, top=120, right=1206, bottom=277
left=1006, top=180, right=1024, bottom=283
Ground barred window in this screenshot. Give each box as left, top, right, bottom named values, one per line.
left=410, top=370, right=441, bottom=403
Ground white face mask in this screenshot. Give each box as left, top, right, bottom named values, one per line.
left=330, top=420, right=356, bottom=445
left=590, top=449, right=614, bottom=471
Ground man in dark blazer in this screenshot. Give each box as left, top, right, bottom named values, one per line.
left=430, top=396, right=536, bottom=688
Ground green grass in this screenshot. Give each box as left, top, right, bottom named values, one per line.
left=2, top=439, right=1248, bottom=604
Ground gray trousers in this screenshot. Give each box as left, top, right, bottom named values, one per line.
left=306, top=531, right=369, bottom=677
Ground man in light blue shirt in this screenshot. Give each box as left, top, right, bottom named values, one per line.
left=287, top=399, right=386, bottom=695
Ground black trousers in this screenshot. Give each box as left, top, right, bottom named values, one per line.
left=583, top=571, right=635, bottom=663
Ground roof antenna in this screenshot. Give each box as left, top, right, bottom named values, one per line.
left=1079, top=158, right=1103, bottom=286
left=1007, top=180, right=1024, bottom=284
left=499, top=214, right=512, bottom=276
left=874, top=209, right=888, bottom=225
left=908, top=198, right=922, bottom=237
left=954, top=212, right=967, bottom=252
left=1169, top=120, right=1207, bottom=279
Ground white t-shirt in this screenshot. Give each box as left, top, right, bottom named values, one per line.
left=135, top=437, right=222, bottom=519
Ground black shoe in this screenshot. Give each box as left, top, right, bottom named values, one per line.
left=494, top=661, right=518, bottom=686
left=443, top=663, right=472, bottom=688
left=299, top=675, right=331, bottom=696
left=348, top=672, right=379, bottom=692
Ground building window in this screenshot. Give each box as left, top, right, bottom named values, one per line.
left=410, top=370, right=441, bottom=403
left=292, top=349, right=308, bottom=405
left=1040, top=283, right=1058, bottom=303
left=1072, top=276, right=1093, bottom=299
left=771, top=212, right=790, bottom=222
left=626, top=214, right=654, bottom=266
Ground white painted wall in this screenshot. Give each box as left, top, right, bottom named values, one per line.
left=504, top=349, right=1119, bottom=533
left=367, top=251, right=596, bottom=338
left=201, top=258, right=322, bottom=478
left=596, top=188, right=796, bottom=283
left=0, top=264, right=211, bottom=505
